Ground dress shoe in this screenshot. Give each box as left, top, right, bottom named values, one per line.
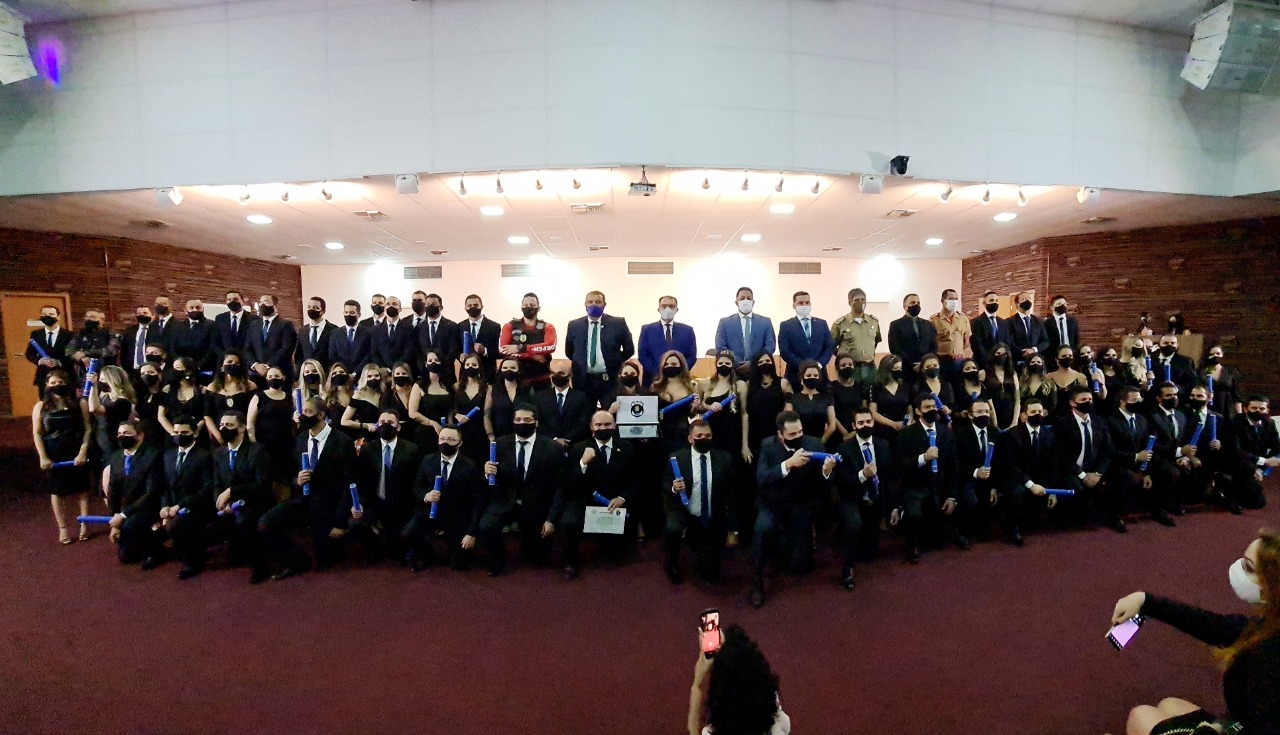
left=1152, top=510, right=1176, bottom=527
left=749, top=587, right=765, bottom=609
left=1171, top=504, right=1186, bottom=516
left=562, top=565, right=579, bottom=581
left=1105, top=514, right=1128, bottom=533
left=1212, top=492, right=1243, bottom=515
left=177, top=565, right=203, bottom=580
left=952, top=535, right=972, bottom=551
left=139, top=556, right=163, bottom=571
left=840, top=566, right=856, bottom=591
left=664, top=564, right=684, bottom=585
left=906, top=547, right=921, bottom=564
left=1007, top=528, right=1025, bottom=547
left=249, top=569, right=269, bottom=585
left=271, top=567, right=301, bottom=581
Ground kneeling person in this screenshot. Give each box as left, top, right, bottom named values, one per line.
left=405, top=425, right=484, bottom=571
left=661, top=419, right=734, bottom=585
left=103, top=419, right=165, bottom=568
left=158, top=416, right=216, bottom=579
left=480, top=403, right=564, bottom=576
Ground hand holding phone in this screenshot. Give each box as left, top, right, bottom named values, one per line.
left=699, top=608, right=722, bottom=658
left=1106, top=615, right=1145, bottom=650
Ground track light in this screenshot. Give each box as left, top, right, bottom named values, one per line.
left=811, top=178, right=820, bottom=195
left=157, top=187, right=182, bottom=206
left=237, top=187, right=250, bottom=204
left=980, top=186, right=991, bottom=204
left=1016, top=187, right=1028, bottom=207
left=741, top=173, right=749, bottom=191
left=495, top=173, right=504, bottom=195
left=776, top=176, right=784, bottom=193
left=1077, top=186, right=1100, bottom=204
left=458, top=175, right=467, bottom=196
left=702, top=174, right=710, bottom=190
left=938, top=184, right=952, bottom=203
left=320, top=183, right=333, bottom=201
left=535, top=171, right=543, bottom=191
left=573, top=171, right=580, bottom=189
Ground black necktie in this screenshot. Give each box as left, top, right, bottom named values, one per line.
left=430, top=322, right=437, bottom=344
left=990, top=316, right=997, bottom=333
left=176, top=451, right=185, bottom=473
left=557, top=392, right=564, bottom=415
left=517, top=440, right=528, bottom=476
left=388, top=322, right=396, bottom=339
left=348, top=328, right=355, bottom=345
left=1128, top=415, right=1137, bottom=438
left=471, top=323, right=478, bottom=341
left=664, top=323, right=672, bottom=344
left=310, top=326, right=318, bottom=349
left=440, top=460, right=450, bottom=487
left=1083, top=420, right=1094, bottom=467
left=699, top=452, right=710, bottom=522
left=600, top=444, right=609, bottom=465
left=912, top=318, right=919, bottom=340
left=978, top=429, right=987, bottom=455
left=1030, top=429, right=1039, bottom=454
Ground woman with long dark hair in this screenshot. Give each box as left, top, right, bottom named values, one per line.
left=32, top=370, right=92, bottom=544
left=981, top=342, right=1020, bottom=431
left=687, top=624, right=790, bottom=735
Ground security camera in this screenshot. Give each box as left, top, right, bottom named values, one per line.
left=889, top=155, right=910, bottom=176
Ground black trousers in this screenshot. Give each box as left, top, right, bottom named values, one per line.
left=478, top=502, right=553, bottom=570
left=751, top=500, right=817, bottom=581
left=580, top=372, right=616, bottom=409
left=402, top=511, right=472, bottom=570
left=835, top=497, right=864, bottom=567
left=211, top=505, right=268, bottom=575
left=258, top=498, right=339, bottom=571
left=663, top=506, right=726, bottom=581
left=167, top=510, right=212, bottom=569
left=338, top=496, right=410, bottom=561
left=560, top=503, right=637, bottom=568
left=899, top=486, right=966, bottom=551
left=117, top=512, right=162, bottom=563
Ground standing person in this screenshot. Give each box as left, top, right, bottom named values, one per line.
left=329, top=300, right=370, bottom=373
left=382, top=362, right=418, bottom=442
left=451, top=353, right=489, bottom=466
left=930, top=288, right=972, bottom=388
left=1007, top=291, right=1049, bottom=368
left=830, top=287, right=881, bottom=399
left=1097, top=346, right=1130, bottom=417
left=982, top=343, right=1021, bottom=431
left=887, top=294, right=936, bottom=387
left=952, top=358, right=991, bottom=418
left=296, top=296, right=336, bottom=371
left=212, top=290, right=258, bottom=364
left=323, top=363, right=354, bottom=438
left=499, top=292, right=558, bottom=389
left=910, top=354, right=956, bottom=424
left=203, top=351, right=257, bottom=447
left=459, top=294, right=502, bottom=382
left=638, top=295, right=698, bottom=383
left=1202, top=344, right=1244, bottom=420
left=485, top=355, right=530, bottom=440
left=26, top=305, right=74, bottom=397
left=787, top=361, right=835, bottom=445
left=869, top=355, right=912, bottom=444
left=554, top=410, right=639, bottom=580
left=1047, top=345, right=1090, bottom=419
left=369, top=296, right=416, bottom=369
left=121, top=305, right=156, bottom=374
left=565, top=290, right=635, bottom=408
left=134, top=362, right=167, bottom=451
left=827, top=353, right=863, bottom=447
left=714, top=287, right=776, bottom=369
left=970, top=291, right=1007, bottom=368
left=698, top=351, right=747, bottom=463
left=406, top=350, right=452, bottom=450
left=686, top=625, right=791, bottom=735
left=170, top=299, right=215, bottom=374
left=1044, top=294, right=1080, bottom=357
left=894, top=394, right=960, bottom=564
left=86, top=365, right=135, bottom=461
left=32, top=370, right=92, bottom=545
left=416, top=293, right=460, bottom=384
left=662, top=420, right=733, bottom=585
left=67, top=307, right=121, bottom=377
left=246, top=366, right=297, bottom=489
left=246, top=294, right=297, bottom=382
left=739, top=353, right=790, bottom=543
left=149, top=296, right=177, bottom=350
left=209, top=410, right=273, bottom=585
left=157, top=357, right=205, bottom=446
left=1020, top=354, right=1056, bottom=415
left=835, top=409, right=895, bottom=581
left=479, top=404, right=564, bottom=574
left=157, top=415, right=216, bottom=579
left=358, top=293, right=388, bottom=331
left=531, top=361, right=593, bottom=453
left=777, top=291, right=833, bottom=387
left=653, top=351, right=703, bottom=452
left=102, top=420, right=165, bottom=568
left=342, top=364, right=391, bottom=444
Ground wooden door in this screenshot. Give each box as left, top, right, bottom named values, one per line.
left=2, top=292, right=72, bottom=417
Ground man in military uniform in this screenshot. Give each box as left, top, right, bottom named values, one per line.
left=499, top=292, right=559, bottom=389
left=831, top=287, right=881, bottom=398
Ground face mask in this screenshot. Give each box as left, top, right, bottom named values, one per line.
left=513, top=423, right=536, bottom=438
left=437, top=442, right=458, bottom=457
left=299, top=414, right=320, bottom=431
left=1074, top=401, right=1093, bottom=414
left=838, top=366, right=856, bottom=380
left=40, top=315, right=58, bottom=326
left=155, top=305, right=170, bottom=317
left=425, top=304, right=441, bottom=318
left=462, top=367, right=480, bottom=378
left=1160, top=345, right=1177, bottom=356
left=923, top=368, right=940, bottom=378
left=344, top=315, right=359, bottom=327
left=662, top=366, right=683, bottom=379
left=692, top=438, right=714, bottom=453
left=945, top=299, right=959, bottom=313
left=1100, top=356, right=1116, bottom=366
left=1247, top=411, right=1265, bottom=423
left=376, top=424, right=398, bottom=441
left=972, top=415, right=990, bottom=429
left=984, top=303, right=999, bottom=314
left=136, top=315, right=152, bottom=325
left=174, top=433, right=195, bottom=448
left=619, top=374, right=639, bottom=388
left=1019, top=300, right=1032, bottom=311
left=1161, top=397, right=1179, bottom=410
left=1029, top=364, right=1044, bottom=374
left=551, top=374, right=570, bottom=388
left=83, top=320, right=100, bottom=331
left=187, top=311, right=203, bottom=321
left=366, top=374, right=383, bottom=385
left=303, top=373, right=320, bottom=385
left=426, top=363, right=442, bottom=374
left=502, top=370, right=520, bottom=383
left=716, top=365, right=734, bottom=378
left=258, top=305, right=275, bottom=318
left=1026, top=414, right=1044, bottom=427
left=906, top=305, right=921, bottom=318
left=384, top=306, right=399, bottom=319
left=920, top=409, right=939, bottom=424
left=411, top=300, right=426, bottom=315
left=961, top=371, right=979, bottom=383
left=97, top=382, right=111, bottom=393
left=795, top=305, right=812, bottom=319
left=855, top=426, right=874, bottom=440
left=803, top=378, right=822, bottom=390
left=586, top=304, right=605, bottom=319
left=142, top=374, right=160, bottom=386
left=757, top=363, right=775, bottom=376
left=227, top=300, right=243, bottom=313
left=993, top=354, right=1007, bottom=364
left=1207, top=355, right=1221, bottom=365
left=224, top=364, right=245, bottom=378
left=890, top=369, right=904, bottom=379
left=1057, top=357, right=1073, bottom=369
left=1053, top=305, right=1067, bottom=315
left=1188, top=398, right=1207, bottom=410
left=48, top=384, right=71, bottom=397
left=659, top=308, right=676, bottom=322
left=737, top=299, right=754, bottom=315
left=331, top=374, right=350, bottom=386
left=1132, top=347, right=1145, bottom=358
left=306, top=309, right=322, bottom=321
left=267, top=378, right=285, bottom=390
left=117, top=436, right=138, bottom=450
left=592, top=428, right=615, bottom=443
left=783, top=437, right=805, bottom=451
left=466, top=307, right=482, bottom=319
left=522, top=306, right=540, bottom=320
left=370, top=304, right=385, bottom=316
left=1229, top=558, right=1262, bottom=605
left=393, top=375, right=412, bottom=387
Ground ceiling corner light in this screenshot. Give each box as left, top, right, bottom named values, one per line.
left=535, top=172, right=543, bottom=191
left=970, top=249, right=987, bottom=254
left=811, top=178, right=821, bottom=195
left=925, top=237, right=944, bottom=246
left=775, top=176, right=784, bottom=193
left=157, top=187, right=183, bottom=206
left=507, top=235, right=530, bottom=245
left=993, top=212, right=1017, bottom=223
left=246, top=214, right=272, bottom=225
left=938, top=184, right=952, bottom=203
left=1077, top=186, right=1100, bottom=204
left=479, top=205, right=504, bottom=216
left=980, top=186, right=991, bottom=205
left=237, top=186, right=251, bottom=204
left=769, top=203, right=796, bottom=215
left=320, top=183, right=333, bottom=201
left=495, top=173, right=504, bottom=195
left=458, top=175, right=467, bottom=196
left=741, top=233, right=762, bottom=243
left=702, top=174, right=710, bottom=190
left=278, top=187, right=290, bottom=203
left=324, top=241, right=345, bottom=250
left=1016, top=187, right=1028, bottom=207
left=741, top=173, right=750, bottom=191
left=572, top=171, right=581, bottom=189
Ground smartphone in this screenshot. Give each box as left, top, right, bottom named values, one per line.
left=699, top=608, right=721, bottom=658
left=1106, top=615, right=1145, bottom=650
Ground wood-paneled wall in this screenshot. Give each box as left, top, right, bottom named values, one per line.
left=962, top=216, right=1280, bottom=397
left=0, top=228, right=302, bottom=417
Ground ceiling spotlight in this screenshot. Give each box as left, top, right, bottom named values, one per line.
left=480, top=205, right=504, bottom=216
left=157, top=187, right=183, bottom=206
left=925, top=237, right=944, bottom=246
left=741, top=233, right=762, bottom=243
left=775, top=176, right=784, bottom=193
left=320, top=182, right=333, bottom=201
left=1077, top=186, right=1100, bottom=204
left=888, top=155, right=910, bottom=175
left=1016, top=187, right=1028, bottom=207
left=508, top=235, right=530, bottom=245
left=246, top=214, right=272, bottom=225
left=237, top=187, right=250, bottom=204
left=702, top=176, right=710, bottom=190
left=535, top=172, right=543, bottom=191
left=573, top=171, right=581, bottom=189
left=741, top=173, right=749, bottom=191
left=938, top=185, right=952, bottom=203
left=458, top=175, right=467, bottom=196
left=495, top=173, right=504, bottom=195
left=395, top=173, right=419, bottom=195
left=981, top=186, right=991, bottom=204
left=769, top=203, right=796, bottom=214
left=278, top=187, right=290, bottom=203
left=324, top=241, right=345, bottom=250
left=811, top=178, right=820, bottom=195
left=993, top=212, right=1017, bottom=222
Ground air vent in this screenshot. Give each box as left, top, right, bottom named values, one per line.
left=570, top=202, right=606, bottom=214
left=779, top=262, right=821, bottom=275
left=502, top=263, right=533, bottom=278
left=129, top=219, right=172, bottom=229
left=277, top=254, right=297, bottom=260
left=1080, top=216, right=1117, bottom=224
left=821, top=247, right=843, bottom=252
left=353, top=210, right=388, bottom=220
left=628, top=261, right=674, bottom=275
left=587, top=245, right=610, bottom=252
left=403, top=266, right=442, bottom=279
left=883, top=209, right=918, bottom=218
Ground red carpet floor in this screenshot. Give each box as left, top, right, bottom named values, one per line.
left=0, top=475, right=1275, bottom=735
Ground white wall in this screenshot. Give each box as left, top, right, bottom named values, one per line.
left=301, top=255, right=962, bottom=358
left=0, top=0, right=1250, bottom=197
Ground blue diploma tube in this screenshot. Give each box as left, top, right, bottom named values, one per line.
left=592, top=491, right=610, bottom=506
left=1089, top=362, right=1099, bottom=392
left=199, top=371, right=213, bottom=378
left=1043, top=488, right=1076, bottom=497
left=28, top=338, right=50, bottom=360
left=488, top=441, right=497, bottom=486
left=77, top=515, right=114, bottom=524
left=429, top=476, right=441, bottom=519
left=669, top=457, right=689, bottom=507
left=83, top=358, right=99, bottom=395
left=295, top=388, right=304, bottom=414
left=932, top=393, right=949, bottom=424
left=1189, top=423, right=1204, bottom=447
left=176, top=507, right=189, bottom=517
left=349, top=483, right=363, bottom=513
left=902, top=413, right=910, bottom=428
left=49, top=460, right=77, bottom=469
left=1207, top=375, right=1214, bottom=396
left=860, top=445, right=880, bottom=492
left=928, top=430, right=938, bottom=474
left=462, top=331, right=473, bottom=355
left=218, top=499, right=245, bottom=517
left=659, top=393, right=696, bottom=417
left=983, top=442, right=994, bottom=468
left=1145, top=355, right=1152, bottom=375
left=300, top=452, right=312, bottom=496
left=1209, top=414, right=1217, bottom=444
left=809, top=452, right=842, bottom=464
left=465, top=406, right=481, bottom=421
left=1139, top=435, right=1157, bottom=472
left=1164, top=364, right=1172, bottom=383
left=700, top=393, right=736, bottom=420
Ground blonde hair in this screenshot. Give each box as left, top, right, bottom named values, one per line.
left=651, top=350, right=695, bottom=396
left=98, top=365, right=137, bottom=403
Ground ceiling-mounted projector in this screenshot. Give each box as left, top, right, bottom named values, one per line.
left=629, top=165, right=656, bottom=196
left=1181, top=0, right=1280, bottom=92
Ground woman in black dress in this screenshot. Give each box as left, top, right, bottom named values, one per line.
left=787, top=360, right=836, bottom=445
left=743, top=353, right=791, bottom=466
left=828, top=352, right=864, bottom=448
left=697, top=350, right=746, bottom=458
left=452, top=353, right=488, bottom=465
left=1202, top=344, right=1244, bottom=420
left=325, top=362, right=354, bottom=438
left=982, top=343, right=1020, bottom=432
left=652, top=350, right=702, bottom=455
left=296, top=358, right=327, bottom=409
left=869, top=355, right=910, bottom=446
left=204, top=350, right=257, bottom=446
left=247, top=366, right=297, bottom=486
left=86, top=365, right=135, bottom=462
left=342, top=364, right=389, bottom=443
left=910, top=354, right=956, bottom=424
left=485, top=356, right=529, bottom=440
left=383, top=362, right=417, bottom=444
left=951, top=358, right=990, bottom=418
left=1097, top=346, right=1130, bottom=417
left=158, top=356, right=204, bottom=446
left=605, top=359, right=665, bottom=538
left=407, top=350, right=453, bottom=450
left=134, top=361, right=167, bottom=450
left=32, top=370, right=92, bottom=544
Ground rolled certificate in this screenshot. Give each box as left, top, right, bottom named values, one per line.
left=429, top=476, right=442, bottom=519
left=83, top=358, right=99, bottom=395
left=1139, top=435, right=1157, bottom=472
left=659, top=393, right=696, bottom=417
left=592, top=491, right=610, bottom=506
left=218, top=499, right=245, bottom=517
left=1207, top=375, right=1214, bottom=395
left=488, top=441, right=497, bottom=486
left=49, top=460, right=77, bottom=469
left=669, top=457, right=689, bottom=507
left=1164, top=363, right=1171, bottom=383
left=199, top=371, right=214, bottom=378
left=1209, top=414, right=1217, bottom=444
left=1145, top=355, right=1152, bottom=375
left=699, top=393, right=736, bottom=420
left=902, top=413, right=910, bottom=428
left=983, top=442, right=994, bottom=468
left=349, top=483, right=363, bottom=513
left=462, top=331, right=473, bottom=355
left=77, top=515, right=114, bottom=524
left=28, top=338, right=50, bottom=360
left=1189, top=422, right=1204, bottom=447
left=860, top=445, right=880, bottom=492
left=928, top=430, right=938, bottom=474
left=932, top=393, right=949, bottom=424
left=1089, top=362, right=1099, bottom=392
left=1043, top=488, right=1076, bottom=497
left=809, top=452, right=842, bottom=464
left=176, top=507, right=190, bottom=517
left=465, top=406, right=482, bottom=421
left=294, top=388, right=303, bottom=414
left=300, top=452, right=312, bottom=496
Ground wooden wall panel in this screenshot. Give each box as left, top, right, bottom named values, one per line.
left=962, top=216, right=1280, bottom=398
left=0, top=228, right=302, bottom=417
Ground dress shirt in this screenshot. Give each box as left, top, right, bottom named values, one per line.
left=688, top=448, right=713, bottom=517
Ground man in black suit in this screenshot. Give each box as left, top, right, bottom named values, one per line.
left=554, top=410, right=640, bottom=580
left=156, top=416, right=216, bottom=579
left=295, top=296, right=337, bottom=371
left=1152, top=334, right=1196, bottom=395
left=1235, top=395, right=1279, bottom=510
left=661, top=419, right=733, bottom=586
left=1006, top=291, right=1049, bottom=368
left=834, top=409, right=895, bottom=586
left=358, top=293, right=388, bottom=331
left=995, top=398, right=1059, bottom=545
left=952, top=402, right=1000, bottom=546
left=1043, top=294, right=1080, bottom=358
left=170, top=299, right=217, bottom=373
left=121, top=305, right=158, bottom=373
left=1105, top=385, right=1175, bottom=527
left=149, top=296, right=178, bottom=351
left=25, top=304, right=74, bottom=397
left=751, top=410, right=837, bottom=607
left=404, top=425, right=485, bottom=572
left=209, top=410, right=274, bottom=584
left=459, top=293, right=502, bottom=382
left=329, top=300, right=371, bottom=373
left=564, top=290, right=635, bottom=406
left=480, top=403, right=564, bottom=574
left=887, top=293, right=936, bottom=385
left=532, top=363, right=593, bottom=451
left=1182, top=382, right=1240, bottom=514
left=336, top=410, right=422, bottom=562
left=103, top=420, right=164, bottom=567
left=970, top=290, right=1007, bottom=368
left=258, top=397, right=356, bottom=579
left=245, top=293, right=298, bottom=382
left=369, top=295, right=417, bottom=368
left=213, top=290, right=259, bottom=364
left=894, top=394, right=960, bottom=564
left=1054, top=385, right=1118, bottom=530
left=416, top=292, right=460, bottom=382
left=1150, top=381, right=1198, bottom=516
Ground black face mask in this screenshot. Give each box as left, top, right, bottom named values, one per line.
left=619, top=374, right=639, bottom=388
left=1160, top=345, right=1177, bottom=356
left=306, top=309, right=322, bottom=321
left=1053, top=305, right=1067, bottom=315
left=1029, top=364, right=1044, bottom=374
left=662, top=366, right=683, bottom=379
left=972, top=415, right=991, bottom=429
left=384, top=306, right=399, bottom=319
left=187, top=311, right=203, bottom=321
left=502, top=370, right=521, bottom=383
left=551, top=374, right=570, bottom=388
left=117, top=436, right=138, bottom=450
left=299, top=414, right=320, bottom=431
left=890, top=369, right=904, bottom=380
left=521, top=307, right=539, bottom=320
left=393, top=375, right=412, bottom=387
left=1188, top=398, right=1207, bottom=410
left=224, top=364, right=245, bottom=378
left=370, top=304, right=385, bottom=316
left=717, top=365, right=734, bottom=377
left=920, top=409, right=939, bottom=424
left=411, top=300, right=426, bottom=315
left=1074, top=401, right=1093, bottom=414
left=1057, top=357, right=1073, bottom=369
left=154, top=305, right=170, bottom=317
left=83, top=320, right=99, bottom=331
left=757, top=363, right=775, bottom=376
left=40, top=315, right=58, bottom=327
left=376, top=424, right=398, bottom=441
left=1246, top=411, right=1265, bottom=423
left=992, top=354, right=1007, bottom=365
left=303, top=373, right=320, bottom=385
left=141, top=373, right=160, bottom=386
left=462, top=367, right=480, bottom=379
left=906, top=305, right=921, bottom=318
left=838, top=366, right=856, bottom=380
left=344, top=315, right=359, bottom=327
left=984, top=303, right=999, bottom=314
left=136, top=315, right=152, bottom=325
left=963, top=371, right=979, bottom=381
left=174, top=433, right=195, bottom=448
left=803, top=378, right=822, bottom=390
left=1100, top=356, right=1117, bottom=366
left=923, top=368, right=940, bottom=378
left=426, top=363, right=443, bottom=374
left=466, top=307, right=483, bottom=319
left=258, top=305, right=275, bottom=318
left=783, top=437, right=805, bottom=452
left=1207, top=355, right=1221, bottom=365
left=424, top=304, right=441, bottom=318
left=331, top=374, right=349, bottom=386
left=97, top=382, right=110, bottom=393
left=227, top=300, right=243, bottom=313
left=1161, top=396, right=1179, bottom=410
left=513, top=423, right=536, bottom=438
left=1026, top=414, right=1044, bottom=427
left=855, top=426, right=874, bottom=440
left=48, top=384, right=72, bottom=397
left=267, top=378, right=285, bottom=390
left=1019, top=300, right=1032, bottom=311
left=592, top=429, right=614, bottom=443
left=1132, top=347, right=1146, bottom=358
left=1124, top=402, right=1143, bottom=413
left=692, top=438, right=714, bottom=454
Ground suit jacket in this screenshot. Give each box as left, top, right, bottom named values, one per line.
left=1150, top=407, right=1193, bottom=463
left=1006, top=312, right=1049, bottom=358
left=296, top=321, right=338, bottom=370
left=532, top=387, right=593, bottom=445
left=457, top=316, right=503, bottom=381
left=413, top=452, right=485, bottom=536
left=245, top=317, right=299, bottom=379
left=1183, top=407, right=1235, bottom=472
left=1151, top=353, right=1196, bottom=393
left=565, top=314, right=635, bottom=385
left=107, top=445, right=164, bottom=517
left=211, top=440, right=275, bottom=511
left=349, top=437, right=423, bottom=519
left=1054, top=412, right=1112, bottom=478
left=1043, top=313, right=1080, bottom=355
left=637, top=321, right=698, bottom=384
left=755, top=434, right=831, bottom=506
left=24, top=327, right=75, bottom=387
left=490, top=433, right=563, bottom=519
left=996, top=423, right=1059, bottom=489
left=170, top=318, right=217, bottom=372
left=969, top=313, right=1008, bottom=367
left=291, top=428, right=355, bottom=517
left=369, top=319, right=417, bottom=369
left=159, top=446, right=215, bottom=514
left=416, top=316, right=461, bottom=379
left=714, top=313, right=776, bottom=365
left=121, top=324, right=157, bottom=372
left=1234, top=415, right=1280, bottom=472
left=554, top=438, right=639, bottom=522
left=887, top=316, right=937, bottom=371
left=896, top=421, right=958, bottom=499
left=213, top=311, right=260, bottom=360
left=953, top=419, right=999, bottom=488
left=834, top=435, right=895, bottom=503
left=329, top=322, right=372, bottom=372
left=1107, top=411, right=1153, bottom=475
left=777, top=316, right=835, bottom=385
left=662, top=446, right=734, bottom=522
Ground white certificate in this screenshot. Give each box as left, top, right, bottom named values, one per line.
left=583, top=506, right=626, bottom=534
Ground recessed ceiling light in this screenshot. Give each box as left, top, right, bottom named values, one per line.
left=508, top=236, right=530, bottom=245
left=741, top=233, right=762, bottom=242
left=324, top=241, right=345, bottom=250
left=246, top=214, right=272, bottom=225
left=970, top=249, right=987, bottom=254
left=925, top=237, right=944, bottom=246
left=769, top=203, right=795, bottom=214
left=993, top=212, right=1017, bottom=223
left=479, top=205, right=504, bottom=216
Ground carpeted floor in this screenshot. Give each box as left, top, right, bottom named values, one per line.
left=0, top=455, right=1274, bottom=735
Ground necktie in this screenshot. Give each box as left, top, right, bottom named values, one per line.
left=1129, top=415, right=1137, bottom=437
left=262, top=320, right=269, bottom=339
left=664, top=323, right=672, bottom=344
left=699, top=452, right=710, bottom=523
left=802, top=318, right=811, bottom=340
left=414, top=316, right=421, bottom=329
left=589, top=321, right=600, bottom=371
left=136, top=326, right=146, bottom=366
left=471, top=322, right=479, bottom=342
left=310, top=326, right=318, bottom=349
left=47, top=330, right=55, bottom=348
left=742, top=316, right=752, bottom=352
left=429, top=321, right=437, bottom=344
left=557, top=392, right=564, bottom=415
left=1030, top=429, right=1039, bottom=454
left=228, top=448, right=237, bottom=472
left=347, top=327, right=355, bottom=345
left=388, top=322, right=395, bottom=339
left=912, top=318, right=919, bottom=340
left=231, top=315, right=238, bottom=335
left=1083, top=419, right=1094, bottom=467
left=310, top=437, right=319, bottom=469
left=124, top=454, right=133, bottom=476
left=176, top=450, right=186, bottom=473
left=600, top=444, right=609, bottom=465
left=517, top=440, right=528, bottom=477
left=440, top=460, right=450, bottom=487
left=990, top=315, right=997, bottom=333
left=979, top=429, right=987, bottom=455
left=380, top=444, right=391, bottom=499
left=1022, top=315, right=1029, bottom=337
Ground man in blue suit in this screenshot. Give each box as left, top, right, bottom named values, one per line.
left=714, top=286, right=775, bottom=369
left=564, top=290, right=635, bottom=407
left=777, top=290, right=834, bottom=385
left=637, top=295, right=697, bottom=383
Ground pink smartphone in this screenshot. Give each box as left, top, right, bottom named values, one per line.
left=699, top=609, right=721, bottom=658
left=1106, top=615, right=1145, bottom=650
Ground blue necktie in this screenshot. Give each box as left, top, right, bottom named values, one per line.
left=135, top=326, right=146, bottom=366
left=802, top=318, right=811, bottom=340
left=124, top=454, right=133, bottom=476
left=310, top=437, right=320, bottom=470
left=348, top=328, right=355, bottom=346
left=228, top=448, right=237, bottom=472
left=699, top=452, right=710, bottom=524
left=383, top=444, right=392, bottom=470
left=262, top=320, right=269, bottom=339
left=557, top=392, right=564, bottom=415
